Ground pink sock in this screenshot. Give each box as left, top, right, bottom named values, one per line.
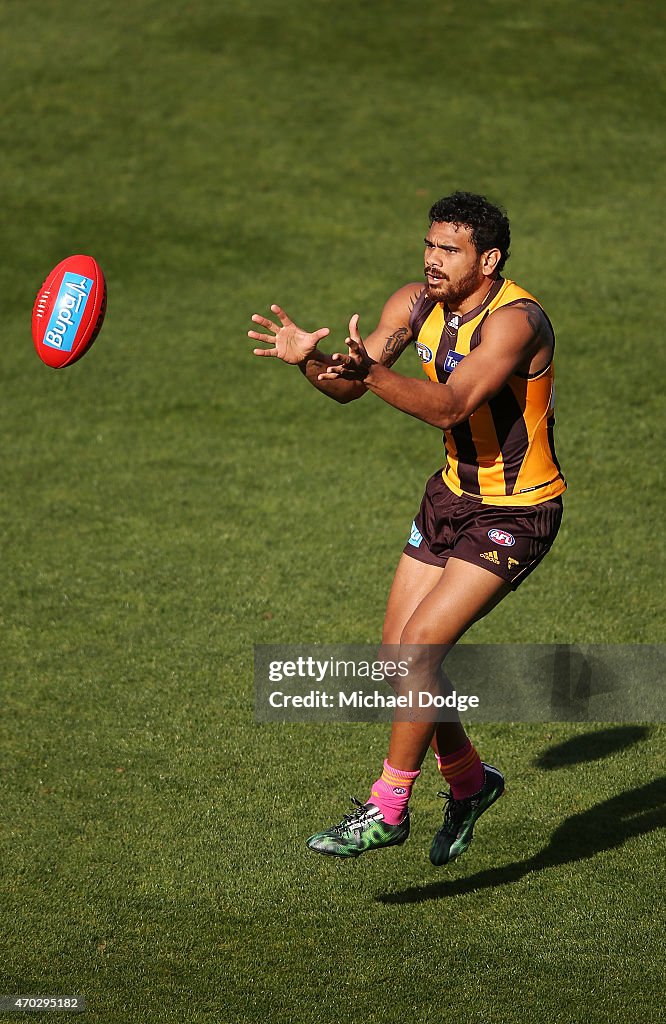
left=436, top=739, right=484, bottom=799
left=367, top=760, right=420, bottom=825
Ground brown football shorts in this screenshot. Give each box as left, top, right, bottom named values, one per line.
left=403, top=470, right=563, bottom=590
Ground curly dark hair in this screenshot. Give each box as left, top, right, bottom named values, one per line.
left=428, top=192, right=511, bottom=272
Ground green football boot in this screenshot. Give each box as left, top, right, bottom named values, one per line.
left=430, top=763, right=505, bottom=866
left=306, top=797, right=410, bottom=858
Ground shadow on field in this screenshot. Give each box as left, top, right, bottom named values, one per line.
left=534, top=725, right=651, bottom=770
left=376, top=776, right=666, bottom=904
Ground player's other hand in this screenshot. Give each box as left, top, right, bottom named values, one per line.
left=248, top=305, right=330, bottom=364
left=318, top=315, right=377, bottom=381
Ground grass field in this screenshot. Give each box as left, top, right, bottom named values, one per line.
left=1, top=1, right=664, bottom=1021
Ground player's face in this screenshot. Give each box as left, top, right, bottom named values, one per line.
left=423, top=222, right=486, bottom=307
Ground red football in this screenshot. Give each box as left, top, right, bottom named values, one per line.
left=32, top=254, right=107, bottom=368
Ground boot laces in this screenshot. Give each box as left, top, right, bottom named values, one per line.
left=332, top=797, right=378, bottom=836
left=437, top=790, right=473, bottom=830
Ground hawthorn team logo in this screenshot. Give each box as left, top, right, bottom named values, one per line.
left=408, top=521, right=423, bottom=548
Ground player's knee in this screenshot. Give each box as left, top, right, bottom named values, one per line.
left=398, top=626, right=455, bottom=671
left=399, top=623, right=450, bottom=647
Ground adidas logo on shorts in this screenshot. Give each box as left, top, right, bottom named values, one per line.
left=480, top=550, right=500, bottom=565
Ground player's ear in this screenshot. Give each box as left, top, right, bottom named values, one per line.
left=481, top=248, right=501, bottom=276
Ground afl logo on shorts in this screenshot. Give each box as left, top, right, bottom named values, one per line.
left=415, top=342, right=433, bottom=363
left=488, top=529, right=515, bottom=547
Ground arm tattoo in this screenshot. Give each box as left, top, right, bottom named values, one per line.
left=514, top=300, right=548, bottom=341
left=407, top=288, right=422, bottom=313
left=379, top=326, right=411, bottom=367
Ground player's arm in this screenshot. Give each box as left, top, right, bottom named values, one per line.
left=310, top=282, right=421, bottom=402
left=320, top=303, right=550, bottom=428
left=248, top=284, right=422, bottom=405
left=361, top=283, right=424, bottom=366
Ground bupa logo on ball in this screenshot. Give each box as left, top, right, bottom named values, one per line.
left=43, top=273, right=93, bottom=352
left=487, top=528, right=515, bottom=547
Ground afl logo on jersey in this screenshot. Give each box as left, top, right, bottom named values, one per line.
left=415, top=342, right=433, bottom=363
left=487, top=529, right=515, bottom=547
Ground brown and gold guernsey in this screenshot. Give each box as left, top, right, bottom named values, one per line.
left=409, top=278, right=566, bottom=507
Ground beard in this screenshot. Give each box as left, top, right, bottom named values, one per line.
left=425, top=263, right=483, bottom=308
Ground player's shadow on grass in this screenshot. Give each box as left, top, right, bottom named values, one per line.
left=534, top=725, right=651, bottom=770
left=376, top=776, right=666, bottom=905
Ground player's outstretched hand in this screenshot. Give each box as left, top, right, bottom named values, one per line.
left=318, top=315, right=377, bottom=381
left=248, top=305, right=330, bottom=365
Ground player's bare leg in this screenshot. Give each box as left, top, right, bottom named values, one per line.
left=382, top=554, right=508, bottom=760
left=306, top=556, right=509, bottom=859
left=385, top=557, right=510, bottom=768
left=382, top=556, right=510, bottom=864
